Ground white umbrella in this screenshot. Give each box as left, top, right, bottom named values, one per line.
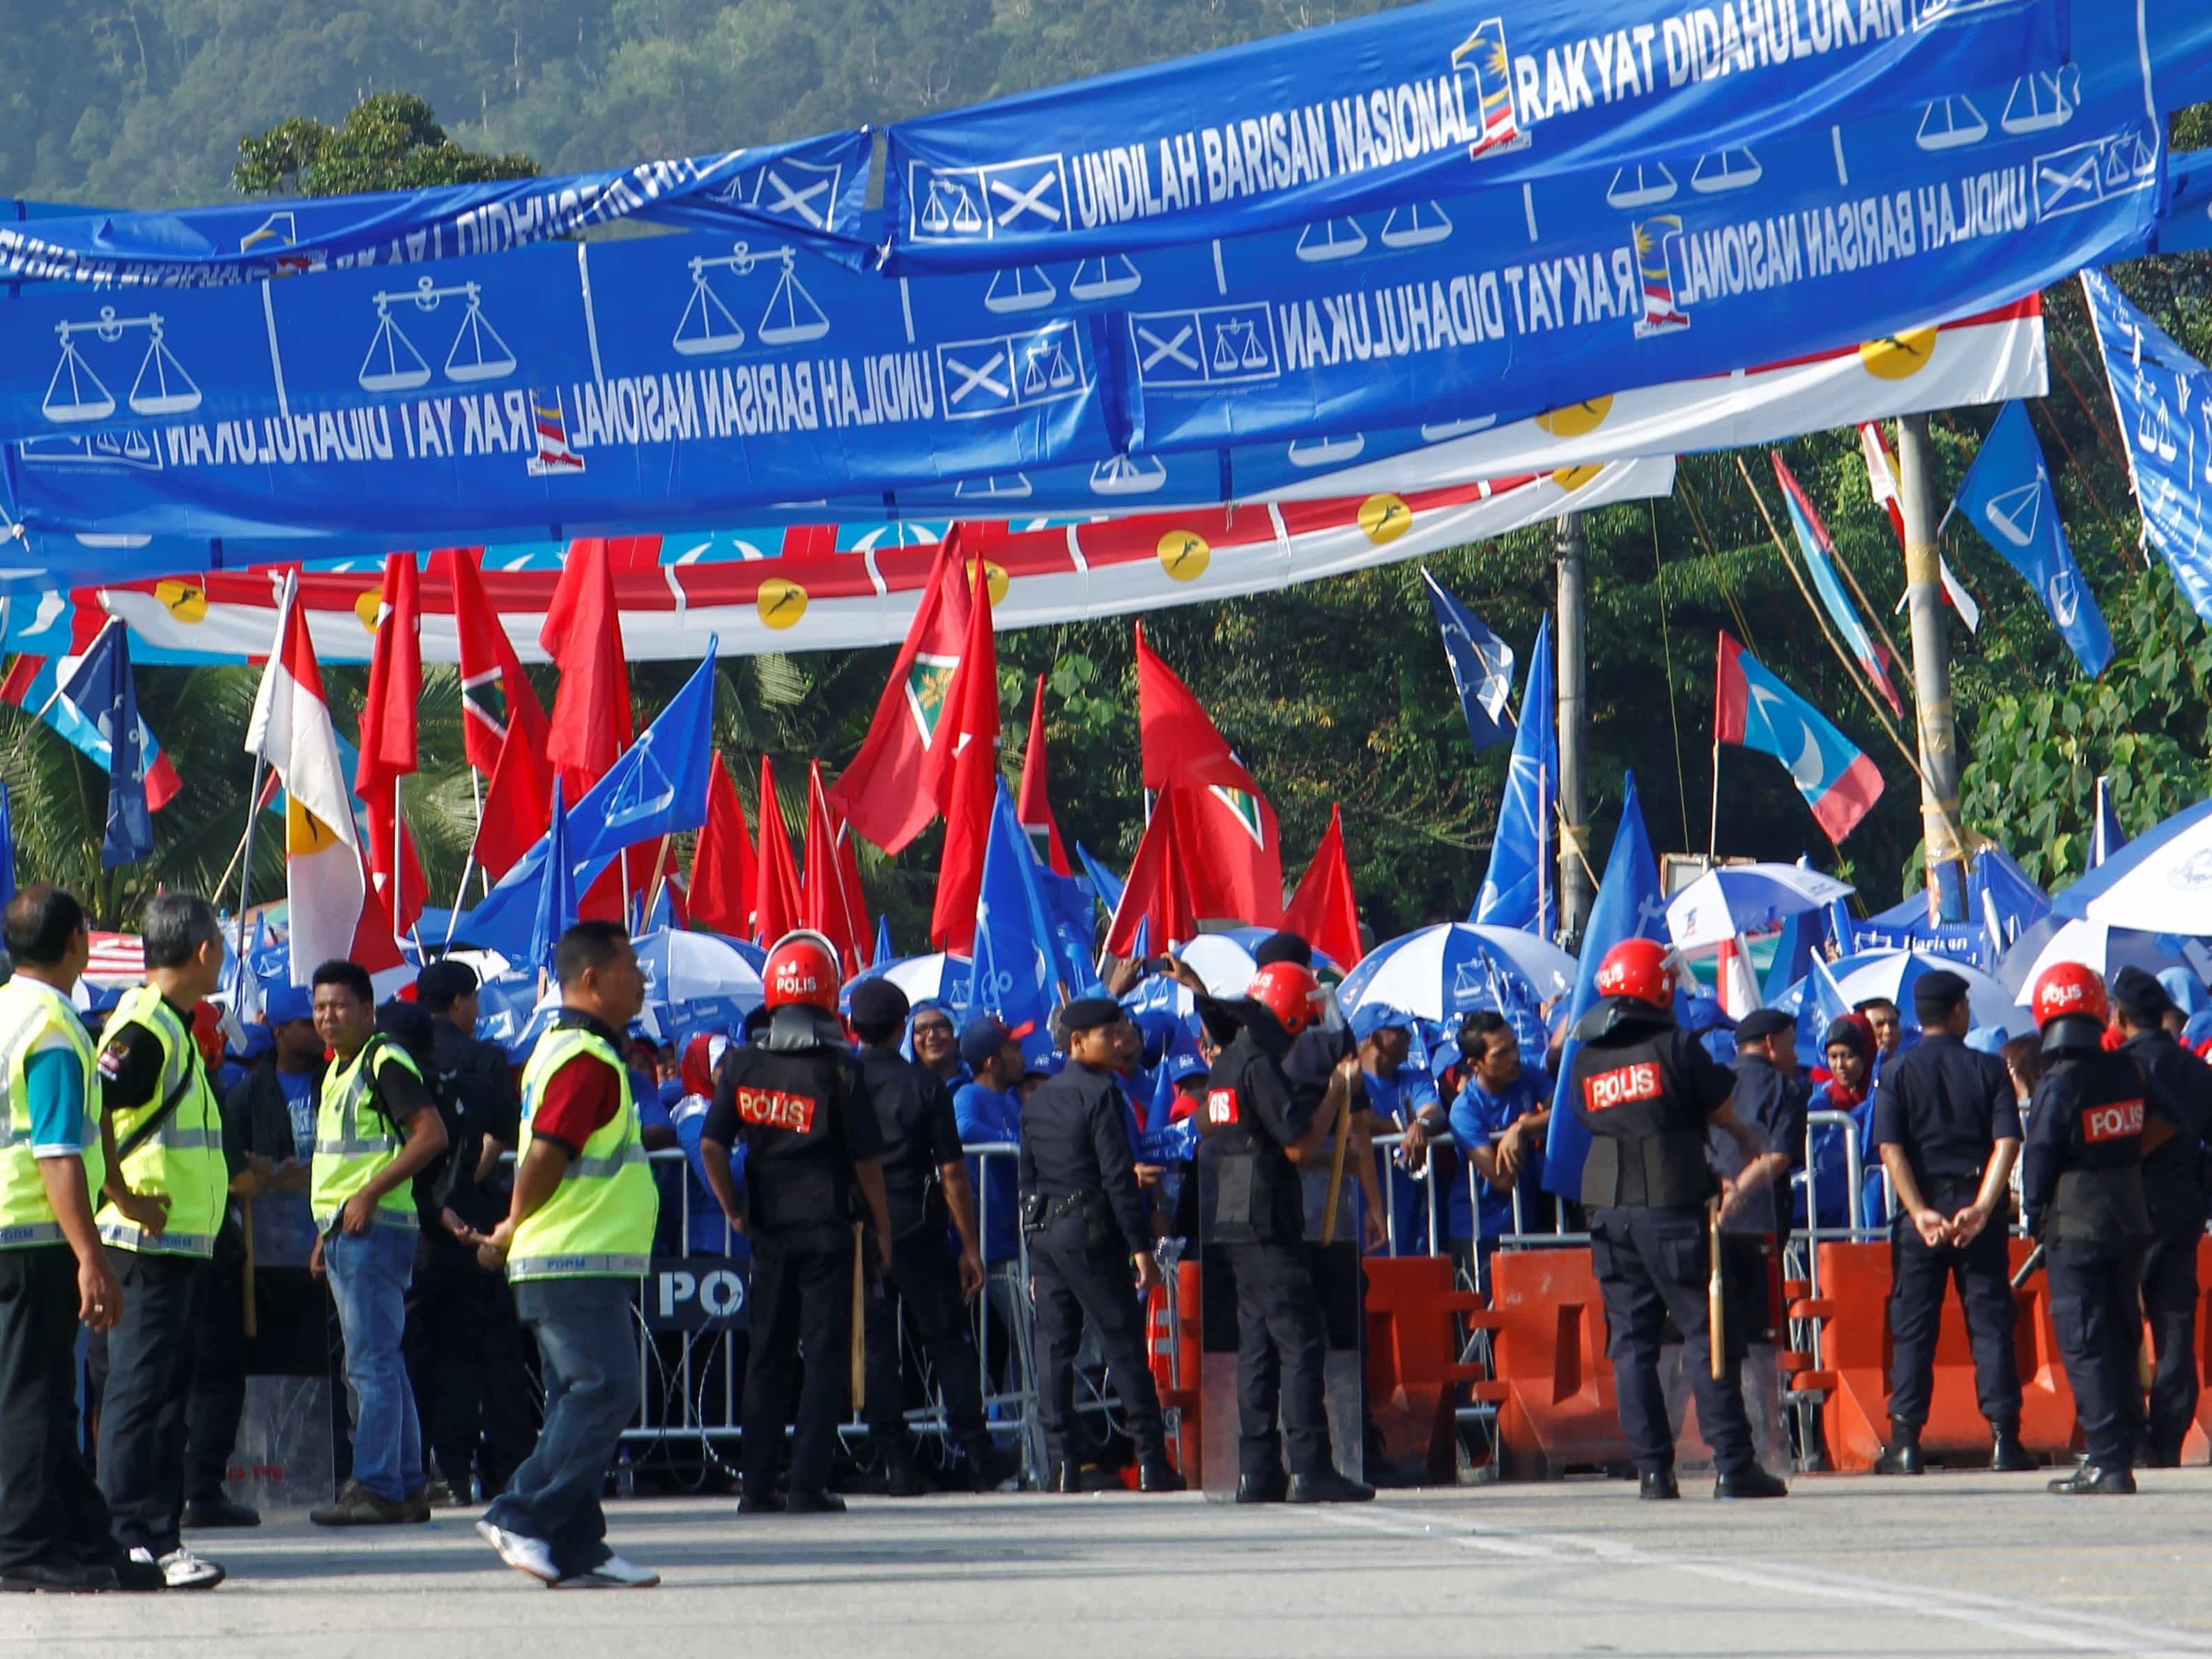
left=1999, top=918, right=2190, bottom=1001
left=1174, top=928, right=1341, bottom=998
left=843, top=952, right=974, bottom=1014
left=631, top=928, right=765, bottom=1009
left=1813, top=949, right=2017, bottom=1034
left=2052, top=797, right=2212, bottom=934
left=1335, top=923, right=1576, bottom=1023
left=1666, top=862, right=1854, bottom=956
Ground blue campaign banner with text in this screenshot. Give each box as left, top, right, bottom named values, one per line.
left=0, top=131, right=874, bottom=287
left=882, top=0, right=2067, bottom=273
left=1, top=227, right=1131, bottom=541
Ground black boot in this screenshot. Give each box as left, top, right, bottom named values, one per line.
left=1287, top=1470, right=1376, bottom=1504
left=1638, top=1469, right=1680, bottom=1501
left=2048, top=1462, right=2136, bottom=1496
left=1712, top=1466, right=1788, bottom=1500
left=958, top=1439, right=1019, bottom=1493
left=1989, top=1421, right=2035, bottom=1473
left=882, top=1448, right=927, bottom=1498
left=1874, top=1422, right=1925, bottom=1476
left=784, top=1490, right=847, bottom=1514
left=1234, top=1469, right=1289, bottom=1504
left=1138, top=1458, right=1187, bottom=1493
left=1052, top=1460, right=1083, bottom=1494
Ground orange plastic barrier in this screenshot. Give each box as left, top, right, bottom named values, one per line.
left=1796, top=1237, right=2077, bottom=1471
left=1485, top=1246, right=1634, bottom=1478
left=1360, top=1255, right=1485, bottom=1480
left=1145, top=1261, right=1205, bottom=1484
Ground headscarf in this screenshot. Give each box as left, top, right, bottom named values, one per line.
left=1820, top=1014, right=1877, bottom=1107
left=679, top=1032, right=727, bottom=1102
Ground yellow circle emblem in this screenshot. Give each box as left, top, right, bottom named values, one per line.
left=1535, top=396, right=1613, bottom=438
left=353, top=590, right=383, bottom=634
left=1551, top=464, right=1604, bottom=491
left=1859, top=327, right=1937, bottom=380
left=154, top=579, right=208, bottom=623
left=284, top=796, right=341, bottom=856
left=1358, top=494, right=1413, bottom=544
left=965, top=559, right=1011, bottom=607
left=1157, top=530, right=1211, bottom=582
left=756, top=577, right=809, bottom=630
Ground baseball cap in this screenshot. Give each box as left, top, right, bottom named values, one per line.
left=959, top=1014, right=1034, bottom=1069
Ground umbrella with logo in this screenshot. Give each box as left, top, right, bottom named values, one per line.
left=1335, top=923, right=1576, bottom=1023
left=1664, top=862, right=1854, bottom=956
left=1781, top=948, right=2015, bottom=1034
left=2052, top=797, right=2212, bottom=935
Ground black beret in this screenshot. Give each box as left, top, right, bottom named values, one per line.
left=1059, top=996, right=1126, bottom=1034
left=848, top=977, right=910, bottom=1028
left=1912, top=969, right=1969, bottom=1011
left=415, top=958, right=479, bottom=1007
left=1734, top=1008, right=1796, bottom=1044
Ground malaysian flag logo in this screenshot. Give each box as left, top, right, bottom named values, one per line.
left=1630, top=215, right=1691, bottom=338
left=525, top=389, right=585, bottom=477
left=1452, top=20, right=1525, bottom=159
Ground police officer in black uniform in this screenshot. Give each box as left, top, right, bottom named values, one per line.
left=1566, top=938, right=1787, bottom=1501
left=847, top=977, right=1015, bottom=1495
left=1867, top=970, right=2031, bottom=1476
left=1201, top=962, right=1375, bottom=1504
left=1724, top=1009, right=1811, bottom=1246
left=1019, top=997, right=1182, bottom=1493
left=700, top=931, right=892, bottom=1515
left=2024, top=963, right=2167, bottom=1495
left=2109, top=965, right=2212, bottom=1467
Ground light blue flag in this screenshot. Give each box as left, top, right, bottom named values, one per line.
left=1795, top=954, right=1855, bottom=1070
left=1421, top=567, right=1515, bottom=753
left=1540, top=771, right=1666, bottom=1200
left=1951, top=399, right=2114, bottom=677
left=54, top=620, right=153, bottom=868
left=1075, top=843, right=1124, bottom=919
left=528, top=778, right=575, bottom=980
left=973, top=779, right=1065, bottom=1066
left=873, top=915, right=894, bottom=970
left=2091, top=776, right=2127, bottom=869
left=1473, top=614, right=1554, bottom=938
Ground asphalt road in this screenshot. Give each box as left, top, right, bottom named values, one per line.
left=10, top=1470, right=2212, bottom=1658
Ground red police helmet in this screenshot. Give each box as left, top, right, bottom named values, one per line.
left=1595, top=938, right=1674, bottom=1008
left=1246, top=961, right=1323, bottom=1037
left=2031, top=961, right=2108, bottom=1030
left=763, top=929, right=840, bottom=1011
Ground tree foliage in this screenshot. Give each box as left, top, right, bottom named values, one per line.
left=233, top=91, right=535, bottom=197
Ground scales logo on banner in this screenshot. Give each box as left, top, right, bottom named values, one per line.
left=43, top=306, right=202, bottom=425
left=673, top=243, right=831, bottom=354
left=912, top=155, right=1070, bottom=247
left=360, top=277, right=516, bottom=393
left=935, top=321, right=1089, bottom=420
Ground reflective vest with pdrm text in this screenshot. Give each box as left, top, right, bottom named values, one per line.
left=310, top=1034, right=427, bottom=1234
left=507, top=1020, right=656, bottom=1282
left=0, top=977, right=104, bottom=1247
left=98, top=986, right=226, bottom=1258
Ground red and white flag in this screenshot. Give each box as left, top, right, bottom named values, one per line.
left=1015, top=673, right=1070, bottom=875
left=1859, top=420, right=1980, bottom=634
left=244, top=577, right=367, bottom=986
left=1135, top=625, right=1282, bottom=929
left=1715, top=933, right=1764, bottom=1023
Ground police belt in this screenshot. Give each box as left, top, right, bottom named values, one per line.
left=1022, top=1191, right=1109, bottom=1234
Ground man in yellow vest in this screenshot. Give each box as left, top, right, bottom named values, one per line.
left=93, top=892, right=230, bottom=1589
left=469, top=920, right=660, bottom=1589
left=305, top=958, right=449, bottom=1527
left=0, top=885, right=141, bottom=1593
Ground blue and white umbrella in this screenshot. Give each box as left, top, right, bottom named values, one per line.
left=2052, top=797, right=2212, bottom=935
left=842, top=951, right=974, bottom=1016
left=1665, top=862, right=1854, bottom=956
left=1335, top=923, right=1577, bottom=1023
left=1779, top=948, right=2014, bottom=1034
left=1997, top=917, right=2192, bottom=1003
left=1174, top=927, right=1340, bottom=998
left=631, top=928, right=765, bottom=1046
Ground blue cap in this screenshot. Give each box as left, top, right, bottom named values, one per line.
left=266, top=985, right=312, bottom=1025
left=2158, top=968, right=2208, bottom=1017
left=1349, top=1003, right=1415, bottom=1042
left=231, top=1024, right=275, bottom=1063
left=1965, top=1025, right=2009, bottom=1055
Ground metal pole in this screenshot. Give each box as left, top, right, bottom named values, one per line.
left=1895, top=414, right=1967, bottom=922
left=229, top=754, right=267, bottom=1007
left=1554, top=512, right=1592, bottom=946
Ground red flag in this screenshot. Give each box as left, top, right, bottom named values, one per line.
left=928, top=558, right=1000, bottom=955
left=1104, top=790, right=1199, bottom=956
left=1282, top=803, right=1363, bottom=968
left=1015, top=674, right=1070, bottom=875
left=689, top=754, right=757, bottom=939
left=541, top=539, right=633, bottom=796
left=827, top=527, right=974, bottom=853
left=755, top=756, right=803, bottom=947
left=804, top=760, right=869, bottom=974
left=355, top=554, right=427, bottom=936
left=1132, top=625, right=1282, bottom=927
left=445, top=546, right=551, bottom=776
left=473, top=719, right=554, bottom=880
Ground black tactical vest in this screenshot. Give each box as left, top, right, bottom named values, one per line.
left=725, top=1041, right=854, bottom=1232
left=1569, top=1030, right=1714, bottom=1211
left=2043, top=1049, right=2151, bottom=1251
left=1198, top=1032, right=1305, bottom=1246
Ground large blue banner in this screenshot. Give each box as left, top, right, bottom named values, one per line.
left=881, top=0, right=2068, bottom=272
left=0, top=130, right=873, bottom=287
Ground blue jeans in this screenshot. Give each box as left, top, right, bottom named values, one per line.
left=486, top=1278, right=638, bottom=1578
left=325, top=1225, right=424, bottom=1502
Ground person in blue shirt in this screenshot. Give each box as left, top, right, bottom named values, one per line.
left=1353, top=1004, right=1443, bottom=1255
left=948, top=1016, right=1038, bottom=1477
left=1443, top=1011, right=1553, bottom=1276
left=659, top=1033, right=745, bottom=1258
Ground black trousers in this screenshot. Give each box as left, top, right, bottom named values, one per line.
left=861, top=1226, right=989, bottom=1451
left=0, top=1247, right=120, bottom=1573
left=96, top=1249, right=206, bottom=1557
left=1590, top=1205, right=1756, bottom=1476
left=1885, top=1214, right=2020, bottom=1428
left=742, top=1224, right=854, bottom=1498
left=1028, top=1213, right=1165, bottom=1470
left=2138, top=1225, right=2199, bottom=1462
left=2049, top=1244, right=2146, bottom=1470
left=185, top=1246, right=248, bottom=1502
left=1224, top=1241, right=1331, bottom=1481
left=405, top=1243, right=536, bottom=1498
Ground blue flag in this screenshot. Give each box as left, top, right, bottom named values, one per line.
left=1795, top=953, right=1855, bottom=1069
left=54, top=620, right=153, bottom=868
left=1541, top=771, right=1666, bottom=1200
left=2082, top=272, right=2212, bottom=630
left=1951, top=400, right=2114, bottom=678
left=1473, top=614, right=1553, bottom=938
left=2091, top=776, right=2127, bottom=869
left=1076, top=842, right=1124, bottom=919
left=973, top=779, right=1064, bottom=1066
left=0, top=781, right=13, bottom=909
left=464, top=645, right=720, bottom=954
left=873, top=915, right=895, bottom=969
left=1038, top=864, right=1107, bottom=1000
left=1422, top=567, right=1514, bottom=754
left=528, top=778, right=576, bottom=979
